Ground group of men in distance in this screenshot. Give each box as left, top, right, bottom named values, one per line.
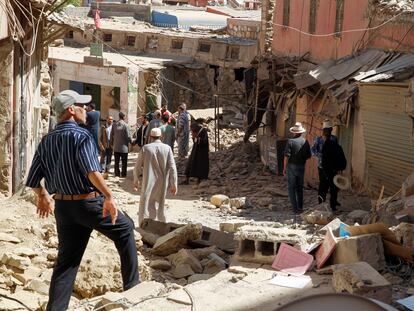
left=25, top=90, right=210, bottom=310
left=283, top=120, right=347, bottom=214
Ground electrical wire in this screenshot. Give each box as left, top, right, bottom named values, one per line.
left=273, top=10, right=408, bottom=37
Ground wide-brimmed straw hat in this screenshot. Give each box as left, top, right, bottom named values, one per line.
left=289, top=122, right=306, bottom=134
left=334, top=175, right=350, bottom=190
left=322, top=120, right=334, bottom=129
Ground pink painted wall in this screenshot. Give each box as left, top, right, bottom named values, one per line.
left=272, top=0, right=370, bottom=61
left=369, top=21, right=414, bottom=53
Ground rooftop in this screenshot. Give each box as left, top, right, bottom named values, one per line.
left=48, top=46, right=194, bottom=70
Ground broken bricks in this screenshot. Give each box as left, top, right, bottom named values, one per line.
left=152, top=223, right=202, bottom=256
left=233, top=226, right=307, bottom=264
left=332, top=261, right=392, bottom=303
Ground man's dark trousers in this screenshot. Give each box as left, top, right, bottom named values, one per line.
left=318, top=168, right=338, bottom=211
left=47, top=196, right=139, bottom=311
left=114, top=152, right=128, bottom=177
left=287, top=163, right=305, bottom=213
left=100, top=148, right=113, bottom=172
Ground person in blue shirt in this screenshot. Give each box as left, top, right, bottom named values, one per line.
left=86, top=102, right=100, bottom=154
left=26, top=90, right=139, bottom=311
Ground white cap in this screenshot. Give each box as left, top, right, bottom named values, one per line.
left=51, top=90, right=91, bottom=115
left=150, top=127, right=161, bottom=137
left=322, top=120, right=334, bottom=129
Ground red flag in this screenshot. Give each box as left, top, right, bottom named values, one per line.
left=94, top=9, right=101, bottom=30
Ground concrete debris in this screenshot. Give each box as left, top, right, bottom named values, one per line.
left=230, top=197, right=247, bottom=209
left=187, top=274, right=212, bottom=284
left=203, top=253, right=227, bottom=274
left=152, top=223, right=203, bottom=256
left=210, top=194, right=230, bottom=207
left=301, top=209, right=333, bottom=225
left=122, top=281, right=165, bottom=305
left=167, top=289, right=192, bottom=305
left=136, top=228, right=160, bottom=246
left=345, top=209, right=370, bottom=225
left=190, top=246, right=226, bottom=260
left=0, top=233, right=21, bottom=244
left=391, top=222, right=414, bottom=252
left=99, top=291, right=125, bottom=310
left=219, top=220, right=252, bottom=233
left=172, top=264, right=195, bottom=279
left=168, top=249, right=203, bottom=274
left=150, top=259, right=172, bottom=271
left=24, top=278, right=49, bottom=295
left=332, top=262, right=392, bottom=303
left=332, top=233, right=386, bottom=270
left=1, top=253, right=31, bottom=270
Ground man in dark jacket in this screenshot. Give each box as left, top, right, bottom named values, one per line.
left=283, top=122, right=312, bottom=213
left=134, top=114, right=149, bottom=149
left=99, top=116, right=113, bottom=173
left=110, top=112, right=131, bottom=177
left=320, top=130, right=347, bottom=211
left=183, top=123, right=209, bottom=185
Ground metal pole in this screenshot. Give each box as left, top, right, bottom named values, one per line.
left=217, top=96, right=220, bottom=150
left=214, top=95, right=217, bottom=152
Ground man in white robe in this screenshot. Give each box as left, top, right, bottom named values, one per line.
left=133, top=128, right=178, bottom=226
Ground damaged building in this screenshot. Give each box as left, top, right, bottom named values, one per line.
left=49, top=13, right=259, bottom=126
left=0, top=0, right=62, bottom=196
left=250, top=0, right=414, bottom=197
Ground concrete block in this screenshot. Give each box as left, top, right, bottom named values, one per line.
left=219, top=220, right=251, bottom=233
left=345, top=210, right=370, bottom=224
left=152, top=223, right=202, bottom=256
left=168, top=249, right=202, bottom=273
left=172, top=264, right=194, bottom=279
left=1, top=253, right=31, bottom=270
left=232, top=226, right=307, bottom=264
left=332, top=233, right=385, bottom=270
left=149, top=259, right=171, bottom=271
left=122, top=281, right=164, bottom=304
left=332, top=262, right=392, bottom=303
left=210, top=194, right=230, bottom=207
left=188, top=274, right=212, bottom=284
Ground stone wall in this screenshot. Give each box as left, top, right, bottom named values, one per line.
left=0, top=41, right=13, bottom=196
left=227, top=18, right=260, bottom=40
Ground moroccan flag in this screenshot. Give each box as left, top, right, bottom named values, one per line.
left=94, top=9, right=101, bottom=30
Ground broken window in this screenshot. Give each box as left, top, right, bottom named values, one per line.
left=126, top=36, right=135, bottom=47
left=226, top=46, right=240, bottom=60
left=66, top=30, right=74, bottom=39
left=334, top=0, right=345, bottom=37
left=147, top=36, right=158, bottom=49
left=234, top=68, right=245, bottom=81
left=171, top=39, right=183, bottom=50
left=309, top=0, right=317, bottom=34
left=283, top=0, right=290, bottom=27
left=198, top=42, right=211, bottom=53
left=103, top=33, right=112, bottom=42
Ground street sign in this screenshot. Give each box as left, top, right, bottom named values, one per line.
left=90, top=43, right=103, bottom=57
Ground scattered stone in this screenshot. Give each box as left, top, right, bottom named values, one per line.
left=25, top=279, right=49, bottom=295
left=345, top=210, right=370, bottom=224
left=168, top=249, right=203, bottom=273
left=210, top=194, right=230, bottom=207
left=13, top=247, right=37, bottom=258
left=0, top=233, right=21, bottom=244
left=332, top=233, right=385, bottom=270
left=219, top=220, right=252, bottom=233
left=190, top=246, right=226, bottom=260
left=187, top=274, right=211, bottom=284
left=136, top=228, right=159, bottom=246
left=1, top=253, right=31, bottom=270
left=302, top=210, right=332, bottom=225
left=122, top=281, right=165, bottom=304
left=203, top=254, right=227, bottom=274
left=13, top=266, right=42, bottom=285
left=391, top=222, right=414, bottom=252
left=152, top=223, right=203, bottom=256
left=230, top=197, right=246, bottom=209
left=150, top=259, right=171, bottom=271
left=203, top=204, right=218, bottom=210
left=0, top=290, right=43, bottom=310
left=134, top=230, right=143, bottom=250
left=100, top=291, right=125, bottom=310
left=172, top=264, right=194, bottom=279
left=332, top=262, right=392, bottom=303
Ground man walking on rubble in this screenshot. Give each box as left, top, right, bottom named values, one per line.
left=311, top=120, right=346, bottom=211
left=99, top=115, right=114, bottom=173
left=283, top=122, right=311, bottom=214
left=26, top=90, right=139, bottom=311
left=176, top=103, right=190, bottom=160
left=111, top=112, right=131, bottom=178
left=133, top=127, right=178, bottom=226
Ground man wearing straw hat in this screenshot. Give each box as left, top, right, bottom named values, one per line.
left=283, top=122, right=312, bottom=214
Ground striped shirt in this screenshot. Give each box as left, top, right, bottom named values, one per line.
left=26, top=121, right=102, bottom=195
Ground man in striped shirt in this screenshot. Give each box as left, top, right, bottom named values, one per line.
left=26, top=90, right=139, bottom=311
